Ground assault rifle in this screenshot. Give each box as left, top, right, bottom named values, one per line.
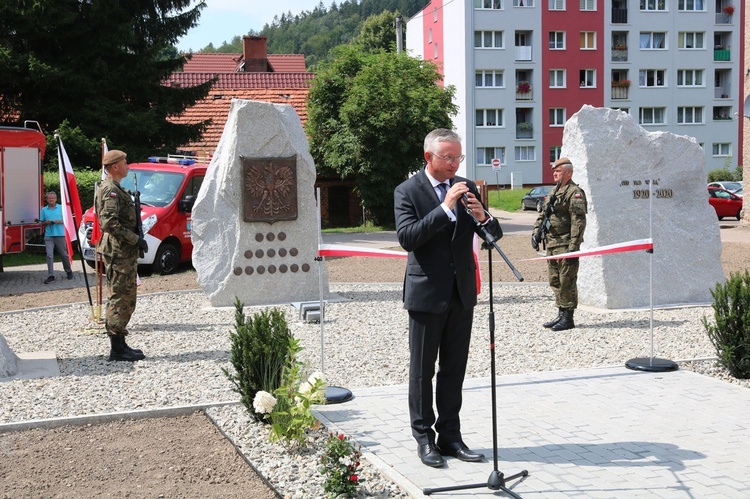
left=133, top=174, right=147, bottom=258
left=531, top=181, right=561, bottom=252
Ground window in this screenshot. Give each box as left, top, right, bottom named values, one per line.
left=475, top=31, right=504, bottom=48
left=433, top=43, right=439, bottom=59
left=476, top=109, right=504, bottom=127
left=549, top=69, right=566, bottom=88
left=549, top=0, right=565, bottom=10
left=678, top=32, right=704, bottom=49
left=638, top=69, right=666, bottom=87
left=433, top=7, right=438, bottom=21
left=579, top=69, right=595, bottom=87
left=580, top=32, right=596, bottom=49
left=639, top=107, right=666, bottom=125
left=549, top=31, right=565, bottom=49
left=678, top=0, right=703, bottom=11
left=513, top=0, right=534, bottom=6
left=549, top=146, right=562, bottom=164
left=677, top=69, right=704, bottom=87
left=640, top=32, right=666, bottom=49
left=474, top=0, right=503, bottom=8
left=428, top=28, right=432, bottom=43
left=678, top=107, right=704, bottom=124
left=712, top=143, right=731, bottom=156
left=476, top=70, right=504, bottom=87
left=549, top=108, right=566, bottom=126
left=515, top=146, right=535, bottom=161
left=477, top=147, right=506, bottom=165
left=640, top=0, right=666, bottom=11
left=580, top=0, right=595, bottom=11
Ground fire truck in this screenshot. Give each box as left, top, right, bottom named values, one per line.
left=0, top=122, right=46, bottom=271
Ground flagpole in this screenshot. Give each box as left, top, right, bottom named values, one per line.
left=625, top=177, right=677, bottom=372
left=55, top=134, right=95, bottom=317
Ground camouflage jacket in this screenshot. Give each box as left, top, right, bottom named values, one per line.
left=534, top=181, right=587, bottom=251
left=96, top=177, right=139, bottom=258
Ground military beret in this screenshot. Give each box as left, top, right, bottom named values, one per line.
left=103, top=150, right=127, bottom=166
left=552, top=157, right=572, bottom=169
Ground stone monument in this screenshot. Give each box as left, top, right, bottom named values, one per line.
left=563, top=105, right=724, bottom=309
left=0, top=334, right=19, bottom=378
left=192, top=99, right=328, bottom=307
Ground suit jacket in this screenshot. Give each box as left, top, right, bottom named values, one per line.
left=394, top=169, right=502, bottom=313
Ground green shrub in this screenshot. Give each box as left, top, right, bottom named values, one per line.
left=223, top=300, right=294, bottom=421
left=707, top=164, right=742, bottom=183
left=702, top=271, right=750, bottom=378
left=267, top=339, right=326, bottom=449
left=43, top=169, right=101, bottom=213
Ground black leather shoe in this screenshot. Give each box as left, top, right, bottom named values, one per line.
left=417, top=443, right=445, bottom=468
left=437, top=440, right=485, bottom=462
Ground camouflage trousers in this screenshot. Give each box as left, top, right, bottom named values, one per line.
left=102, top=253, right=138, bottom=336
left=547, top=246, right=579, bottom=310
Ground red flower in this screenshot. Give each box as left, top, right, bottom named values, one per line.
left=338, top=434, right=345, bottom=440
left=355, top=461, right=360, bottom=467
left=350, top=475, right=359, bottom=482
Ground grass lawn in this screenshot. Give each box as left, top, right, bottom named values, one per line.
left=488, top=187, right=529, bottom=212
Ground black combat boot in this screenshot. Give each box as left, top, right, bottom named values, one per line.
left=108, top=335, right=146, bottom=362
left=122, top=336, right=143, bottom=355
left=551, top=309, right=575, bottom=331
left=543, top=308, right=564, bottom=328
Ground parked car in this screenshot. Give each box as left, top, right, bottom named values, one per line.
left=708, top=181, right=743, bottom=194
left=521, top=185, right=555, bottom=212
left=707, top=186, right=743, bottom=221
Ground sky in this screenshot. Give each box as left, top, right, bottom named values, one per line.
left=177, top=0, right=329, bottom=52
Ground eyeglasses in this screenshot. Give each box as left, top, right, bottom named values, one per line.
left=432, top=153, right=466, bottom=163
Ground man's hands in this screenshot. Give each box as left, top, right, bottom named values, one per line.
left=446, top=182, right=487, bottom=222
left=531, top=232, right=540, bottom=251
left=137, top=237, right=148, bottom=253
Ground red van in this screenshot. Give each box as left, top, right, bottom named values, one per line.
left=78, top=156, right=207, bottom=274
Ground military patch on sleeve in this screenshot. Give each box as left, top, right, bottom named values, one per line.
left=109, top=192, right=117, bottom=197
left=574, top=193, right=582, bottom=198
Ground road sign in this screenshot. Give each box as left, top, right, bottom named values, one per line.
left=491, top=158, right=502, bottom=172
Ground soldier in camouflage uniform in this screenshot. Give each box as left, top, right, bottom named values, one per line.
left=532, top=157, right=587, bottom=331
left=97, top=150, right=148, bottom=361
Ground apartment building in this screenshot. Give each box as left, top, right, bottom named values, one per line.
left=406, top=0, right=745, bottom=185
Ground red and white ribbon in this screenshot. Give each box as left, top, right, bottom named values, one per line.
left=318, top=244, right=407, bottom=259
left=523, top=238, right=653, bottom=261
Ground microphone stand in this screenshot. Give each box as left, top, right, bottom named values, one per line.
left=424, top=197, right=528, bottom=497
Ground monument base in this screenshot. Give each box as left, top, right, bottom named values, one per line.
left=325, top=386, right=353, bottom=404
left=625, top=357, right=678, bottom=372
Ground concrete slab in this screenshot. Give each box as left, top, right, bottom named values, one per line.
left=0, top=351, right=59, bottom=382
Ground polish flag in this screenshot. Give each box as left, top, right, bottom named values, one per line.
left=473, top=234, right=481, bottom=295
left=56, top=136, right=83, bottom=263
left=90, top=138, right=108, bottom=245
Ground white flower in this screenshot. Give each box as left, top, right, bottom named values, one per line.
left=308, top=371, right=325, bottom=385
left=298, top=381, right=313, bottom=395
left=252, top=390, right=277, bottom=415
left=339, top=456, right=352, bottom=466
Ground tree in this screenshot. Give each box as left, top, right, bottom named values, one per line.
left=0, top=0, right=213, bottom=166
left=306, top=45, right=457, bottom=225
left=351, top=10, right=399, bottom=53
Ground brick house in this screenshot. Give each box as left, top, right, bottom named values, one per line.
left=166, top=36, right=361, bottom=227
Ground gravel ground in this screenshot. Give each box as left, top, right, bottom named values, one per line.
left=1, top=232, right=748, bottom=498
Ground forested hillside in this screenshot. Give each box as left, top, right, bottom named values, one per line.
left=198, top=0, right=426, bottom=67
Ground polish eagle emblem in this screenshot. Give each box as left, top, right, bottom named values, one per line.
left=245, top=161, right=294, bottom=215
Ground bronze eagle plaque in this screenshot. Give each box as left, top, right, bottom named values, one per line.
left=241, top=156, right=298, bottom=223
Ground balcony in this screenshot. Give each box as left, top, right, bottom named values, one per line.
left=715, top=13, right=732, bottom=24
left=516, top=123, right=533, bottom=139
left=516, top=90, right=533, bottom=100
left=714, top=49, right=730, bottom=61
left=515, top=45, right=532, bottom=61
left=611, top=48, right=628, bottom=62
left=611, top=8, right=627, bottom=23
left=611, top=85, right=629, bottom=100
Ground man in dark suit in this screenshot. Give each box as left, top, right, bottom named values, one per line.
left=394, top=128, right=503, bottom=468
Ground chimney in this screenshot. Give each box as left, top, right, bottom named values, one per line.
left=242, top=36, right=269, bottom=73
